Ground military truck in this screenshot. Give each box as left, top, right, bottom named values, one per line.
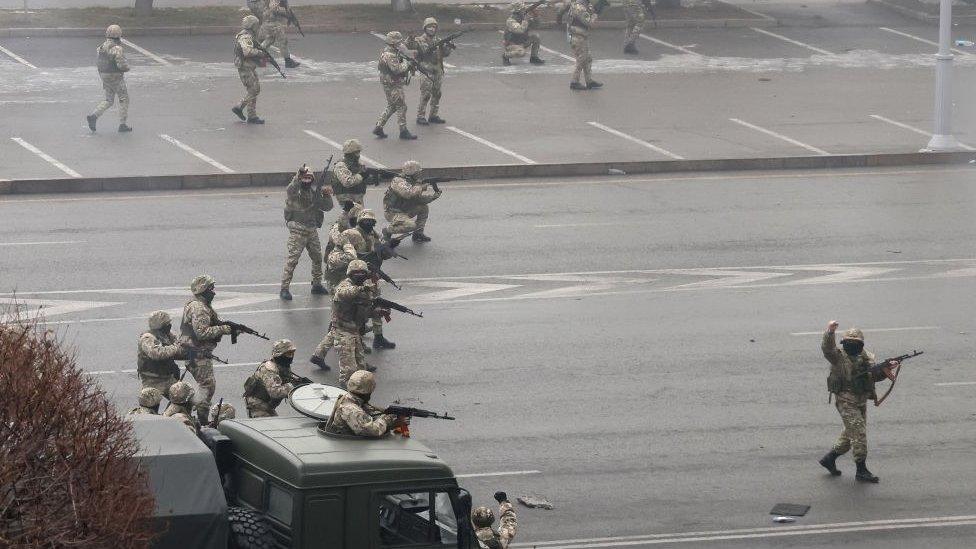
left=133, top=384, right=478, bottom=548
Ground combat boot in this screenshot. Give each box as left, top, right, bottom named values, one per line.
left=818, top=450, right=842, bottom=476
left=279, top=288, right=293, bottom=301
left=399, top=128, right=418, bottom=140
left=310, top=283, right=328, bottom=295
left=412, top=231, right=431, bottom=242
left=587, top=81, right=604, bottom=89
left=570, top=82, right=587, bottom=91
left=247, top=116, right=265, bottom=124
left=118, top=124, right=132, bottom=133
left=285, top=57, right=300, bottom=68
left=309, top=355, right=331, bottom=371
left=416, top=117, right=429, bottom=125
left=373, top=126, right=388, bottom=139
left=624, top=43, right=639, bottom=55
left=529, top=56, right=546, bottom=65
left=855, top=460, right=879, bottom=483
left=428, top=115, right=446, bottom=124
left=232, top=106, right=246, bottom=121
left=86, top=114, right=97, bottom=132
left=373, top=334, right=396, bottom=350
left=502, top=54, right=512, bottom=66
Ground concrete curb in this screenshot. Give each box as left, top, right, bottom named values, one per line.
left=867, top=0, right=976, bottom=23
left=2, top=151, right=974, bottom=195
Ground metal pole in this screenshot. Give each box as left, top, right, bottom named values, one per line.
left=925, top=0, right=961, bottom=151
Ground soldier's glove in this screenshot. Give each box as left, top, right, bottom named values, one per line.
left=494, top=491, right=508, bottom=503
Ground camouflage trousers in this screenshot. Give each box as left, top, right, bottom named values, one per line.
left=313, top=325, right=336, bottom=359
left=245, top=396, right=278, bottom=418
left=832, top=395, right=869, bottom=461
left=237, top=66, right=260, bottom=118
left=570, top=35, right=593, bottom=85
left=334, top=329, right=368, bottom=388
left=139, top=373, right=179, bottom=399
left=504, top=34, right=541, bottom=59
left=333, top=192, right=365, bottom=206
left=376, top=82, right=407, bottom=129
left=281, top=222, right=323, bottom=290
left=384, top=205, right=429, bottom=239
left=186, top=357, right=216, bottom=424
left=624, top=5, right=646, bottom=47
left=418, top=70, right=444, bottom=119
left=91, top=73, right=128, bottom=124
left=261, top=22, right=290, bottom=60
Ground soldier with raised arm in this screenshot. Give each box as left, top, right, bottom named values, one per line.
left=280, top=165, right=333, bottom=300
left=472, top=491, right=518, bottom=548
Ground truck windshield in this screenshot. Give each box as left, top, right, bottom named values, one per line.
left=379, top=490, right=459, bottom=547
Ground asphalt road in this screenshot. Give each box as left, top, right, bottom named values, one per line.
left=2, top=165, right=976, bottom=547
left=4, top=3, right=976, bottom=180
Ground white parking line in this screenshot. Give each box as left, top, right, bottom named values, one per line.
left=455, top=470, right=541, bottom=479
left=534, top=222, right=616, bottom=228
left=790, top=326, right=938, bottom=336
left=0, top=43, right=37, bottom=69
left=10, top=137, right=82, bottom=178
left=638, top=34, right=703, bottom=57
left=729, top=118, right=830, bottom=155
left=446, top=126, right=536, bottom=164
left=495, top=30, right=573, bottom=62
left=302, top=130, right=388, bottom=168
left=587, top=122, right=684, bottom=160
left=934, top=381, right=976, bottom=387
left=751, top=27, right=832, bottom=55
left=120, top=38, right=172, bottom=66
left=158, top=134, right=235, bottom=173
left=0, top=240, right=85, bottom=247
left=878, top=27, right=968, bottom=56
left=869, top=114, right=976, bottom=151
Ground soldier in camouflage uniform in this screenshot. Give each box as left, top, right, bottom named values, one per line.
left=280, top=165, right=334, bottom=301
left=567, top=0, right=601, bottom=90
left=346, top=209, right=396, bottom=350
left=324, top=370, right=400, bottom=437
left=209, top=402, right=237, bottom=427
left=87, top=25, right=131, bottom=133
left=181, top=275, right=233, bottom=425
left=232, top=15, right=268, bottom=124
left=247, top=0, right=267, bottom=21
left=623, top=0, right=647, bottom=54
left=502, top=3, right=545, bottom=66
left=818, top=320, right=895, bottom=483
left=382, top=160, right=442, bottom=243
left=472, top=491, right=518, bottom=548
left=373, top=31, right=418, bottom=140
left=410, top=18, right=454, bottom=125
left=137, top=311, right=184, bottom=398
left=244, top=339, right=297, bottom=418
left=331, top=260, right=378, bottom=388
left=163, top=381, right=196, bottom=419
left=128, top=387, right=162, bottom=415
left=261, top=0, right=300, bottom=68
left=329, top=139, right=370, bottom=206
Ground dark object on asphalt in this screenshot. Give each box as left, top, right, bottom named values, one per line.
left=769, top=503, right=810, bottom=517
left=284, top=57, right=301, bottom=68
left=819, top=450, right=842, bottom=476
left=399, top=128, right=418, bottom=140
left=232, top=106, right=246, bottom=121
left=373, top=334, right=396, bottom=350
left=310, top=283, right=328, bottom=295
left=118, top=124, right=132, bottom=133
left=428, top=115, right=446, bottom=124
left=86, top=114, right=97, bottom=132
left=280, top=288, right=293, bottom=300
left=529, top=56, right=546, bottom=65
left=494, top=491, right=508, bottom=503
left=246, top=117, right=265, bottom=124
left=517, top=495, right=554, bottom=510
left=373, top=126, right=388, bottom=138
left=502, top=54, right=511, bottom=66
left=856, top=460, right=880, bottom=483
left=587, top=81, right=603, bottom=89
left=570, top=82, right=586, bottom=90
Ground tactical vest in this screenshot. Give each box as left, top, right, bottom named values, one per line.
left=332, top=286, right=371, bottom=331
left=378, top=51, right=406, bottom=79
left=234, top=30, right=254, bottom=66
left=827, top=353, right=875, bottom=397
left=181, top=300, right=219, bottom=346
left=383, top=181, right=417, bottom=213
left=97, top=41, right=123, bottom=73
left=504, top=27, right=528, bottom=45
left=284, top=187, right=326, bottom=228
left=329, top=161, right=368, bottom=196
left=137, top=331, right=180, bottom=378
left=243, top=364, right=273, bottom=401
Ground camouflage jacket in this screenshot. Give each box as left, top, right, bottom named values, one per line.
left=378, top=46, right=411, bottom=85
left=97, top=39, right=129, bottom=74
left=822, top=330, right=877, bottom=404
left=324, top=393, right=395, bottom=437
left=235, top=29, right=264, bottom=70
left=568, top=1, right=598, bottom=36
left=331, top=278, right=378, bottom=332
left=137, top=329, right=183, bottom=379
left=243, top=360, right=294, bottom=406
left=328, top=158, right=367, bottom=197
left=411, top=33, right=452, bottom=73
left=475, top=501, right=517, bottom=548
left=383, top=176, right=441, bottom=213
left=284, top=174, right=333, bottom=228
left=181, top=298, right=231, bottom=352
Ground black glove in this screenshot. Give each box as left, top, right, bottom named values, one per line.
left=494, top=491, right=507, bottom=503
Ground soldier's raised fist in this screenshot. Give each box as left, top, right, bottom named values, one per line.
left=827, top=320, right=839, bottom=332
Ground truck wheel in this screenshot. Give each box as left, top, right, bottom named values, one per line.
left=227, top=506, right=273, bottom=549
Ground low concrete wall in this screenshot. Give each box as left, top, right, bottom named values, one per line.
left=3, top=151, right=974, bottom=195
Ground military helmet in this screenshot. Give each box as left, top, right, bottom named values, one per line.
left=348, top=203, right=364, bottom=220
left=424, top=17, right=439, bottom=29
left=168, top=381, right=195, bottom=405
left=358, top=209, right=377, bottom=222
left=471, top=506, right=495, bottom=527
left=210, top=402, right=236, bottom=423
left=272, top=338, right=297, bottom=358
left=346, top=370, right=376, bottom=395
left=190, top=274, right=215, bottom=295
left=402, top=160, right=422, bottom=176
left=242, top=15, right=260, bottom=30
left=148, top=310, right=171, bottom=331
left=343, top=138, right=362, bottom=154
left=511, top=1, right=526, bottom=13
left=385, top=31, right=404, bottom=45
left=138, top=387, right=162, bottom=408
left=106, top=24, right=123, bottom=39
left=347, top=259, right=369, bottom=275
left=841, top=328, right=864, bottom=342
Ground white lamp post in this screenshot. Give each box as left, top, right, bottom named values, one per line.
left=925, top=0, right=962, bottom=151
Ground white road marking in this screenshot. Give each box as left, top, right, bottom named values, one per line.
left=10, top=137, right=82, bottom=178
left=120, top=38, right=172, bottom=66
left=934, top=381, right=976, bottom=387
left=534, top=222, right=616, bottom=228
left=495, top=30, right=574, bottom=61
left=302, top=130, right=388, bottom=168
left=514, top=516, right=976, bottom=548
left=638, top=33, right=703, bottom=57
left=729, top=118, right=830, bottom=155
left=869, top=114, right=976, bottom=151
left=408, top=281, right=521, bottom=302
left=791, top=326, right=939, bottom=336
left=587, top=122, right=684, bottom=160
left=158, top=134, right=235, bottom=173
left=787, top=265, right=898, bottom=284
left=455, top=470, right=541, bottom=479
left=446, top=126, right=536, bottom=164
left=0, top=297, right=123, bottom=320
left=878, top=27, right=968, bottom=56
left=751, top=27, right=832, bottom=55
left=0, top=240, right=84, bottom=247
left=0, top=43, right=37, bottom=69
left=666, top=269, right=793, bottom=289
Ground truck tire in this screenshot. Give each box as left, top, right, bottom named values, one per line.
left=227, top=506, right=273, bottom=549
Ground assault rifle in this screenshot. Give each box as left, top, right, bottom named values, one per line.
left=281, top=0, right=305, bottom=37
left=396, top=49, right=434, bottom=80
left=184, top=346, right=229, bottom=365
left=219, top=320, right=271, bottom=344
left=362, top=166, right=399, bottom=186
left=422, top=176, right=461, bottom=192
left=283, top=370, right=314, bottom=386
left=318, top=155, right=334, bottom=187
left=374, top=297, right=423, bottom=318
left=254, top=41, right=286, bottom=79
left=376, top=404, right=455, bottom=437
left=208, top=398, right=224, bottom=428
left=431, top=30, right=466, bottom=51
left=359, top=251, right=402, bottom=290
left=859, top=350, right=924, bottom=406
